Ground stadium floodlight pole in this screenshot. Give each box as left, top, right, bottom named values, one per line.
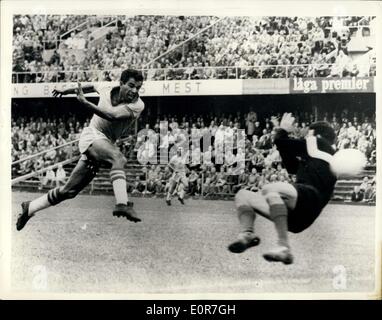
left=142, top=17, right=226, bottom=69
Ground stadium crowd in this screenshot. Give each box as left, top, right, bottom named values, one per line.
left=350, top=176, right=376, bottom=204
left=12, top=15, right=375, bottom=83
left=131, top=109, right=376, bottom=198
left=11, top=114, right=86, bottom=178
left=13, top=15, right=89, bottom=50
left=12, top=108, right=375, bottom=201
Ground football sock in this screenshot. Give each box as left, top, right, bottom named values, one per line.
left=110, top=169, right=128, bottom=204
left=237, top=205, right=255, bottom=234
left=28, top=193, right=52, bottom=216
left=178, top=185, right=185, bottom=199
left=269, top=203, right=289, bottom=248
left=166, top=184, right=174, bottom=200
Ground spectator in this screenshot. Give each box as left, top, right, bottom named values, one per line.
left=13, top=15, right=373, bottom=82
left=258, top=129, right=273, bottom=150
left=245, top=168, right=259, bottom=192
left=215, top=166, right=228, bottom=193
left=204, top=166, right=218, bottom=196
left=245, top=108, right=257, bottom=138
left=363, top=182, right=374, bottom=203
left=359, top=177, right=369, bottom=192
left=55, top=164, right=67, bottom=186
left=43, top=167, right=56, bottom=187
left=12, top=108, right=376, bottom=203
left=252, top=121, right=262, bottom=139
left=131, top=176, right=145, bottom=194
left=351, top=186, right=364, bottom=202
left=188, top=170, right=200, bottom=196
left=232, top=169, right=249, bottom=193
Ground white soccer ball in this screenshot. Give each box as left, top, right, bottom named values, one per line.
left=330, top=149, right=367, bottom=177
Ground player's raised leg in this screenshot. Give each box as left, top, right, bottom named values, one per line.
left=166, top=177, right=176, bottom=206
left=228, top=182, right=297, bottom=264
left=228, top=189, right=267, bottom=253
left=86, top=139, right=140, bottom=222
left=261, top=182, right=297, bottom=264
left=177, top=180, right=186, bottom=205
left=16, top=158, right=98, bottom=231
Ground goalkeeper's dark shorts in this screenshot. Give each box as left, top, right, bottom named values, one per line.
left=287, top=183, right=325, bottom=233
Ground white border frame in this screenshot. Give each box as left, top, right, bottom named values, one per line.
left=1, top=0, right=381, bottom=300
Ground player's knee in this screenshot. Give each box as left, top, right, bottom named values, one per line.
left=235, top=189, right=249, bottom=207
left=264, top=191, right=283, bottom=205
left=234, top=190, right=243, bottom=204
left=111, top=152, right=127, bottom=168
left=261, top=184, right=273, bottom=196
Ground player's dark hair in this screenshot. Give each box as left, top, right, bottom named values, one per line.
left=120, top=69, right=143, bottom=84
left=309, top=121, right=336, bottom=145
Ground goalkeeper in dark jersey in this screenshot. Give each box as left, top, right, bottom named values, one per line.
left=228, top=113, right=337, bottom=264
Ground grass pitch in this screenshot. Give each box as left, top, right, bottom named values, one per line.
left=11, top=191, right=376, bottom=294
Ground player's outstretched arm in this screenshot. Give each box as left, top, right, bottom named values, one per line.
left=272, top=113, right=307, bottom=173
left=75, top=82, right=137, bottom=121
left=272, top=113, right=305, bottom=152
left=271, top=113, right=295, bottom=133
left=52, top=84, right=96, bottom=97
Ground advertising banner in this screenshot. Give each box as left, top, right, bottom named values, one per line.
left=12, top=80, right=243, bottom=98
left=11, top=77, right=375, bottom=98
left=289, top=77, right=374, bottom=94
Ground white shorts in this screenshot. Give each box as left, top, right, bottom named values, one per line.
left=169, top=172, right=188, bottom=186
left=78, top=127, right=110, bottom=160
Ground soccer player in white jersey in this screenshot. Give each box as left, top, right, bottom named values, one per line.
left=17, top=69, right=144, bottom=231
left=166, top=147, right=188, bottom=206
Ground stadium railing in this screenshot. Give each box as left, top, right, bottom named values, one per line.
left=11, top=62, right=374, bottom=83
left=12, top=139, right=79, bottom=166
left=12, top=156, right=81, bottom=186
left=12, top=139, right=80, bottom=185
left=11, top=133, right=137, bottom=188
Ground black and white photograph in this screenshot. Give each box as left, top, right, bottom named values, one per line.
left=0, top=0, right=381, bottom=299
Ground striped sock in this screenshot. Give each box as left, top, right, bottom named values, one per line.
left=269, top=203, right=289, bottom=248
left=237, top=205, right=255, bottom=234
left=110, top=169, right=128, bottom=204
left=178, top=184, right=185, bottom=199
left=47, top=187, right=62, bottom=205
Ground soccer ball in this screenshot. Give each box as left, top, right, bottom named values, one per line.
left=330, top=149, right=367, bottom=177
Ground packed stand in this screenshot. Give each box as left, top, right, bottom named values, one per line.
left=12, top=15, right=214, bottom=83
left=11, top=109, right=375, bottom=199
left=12, top=15, right=91, bottom=83
left=131, top=109, right=376, bottom=198
left=12, top=15, right=375, bottom=83
left=11, top=114, right=88, bottom=178
left=163, top=16, right=372, bottom=80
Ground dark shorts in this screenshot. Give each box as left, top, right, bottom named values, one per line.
left=287, top=183, right=324, bottom=233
